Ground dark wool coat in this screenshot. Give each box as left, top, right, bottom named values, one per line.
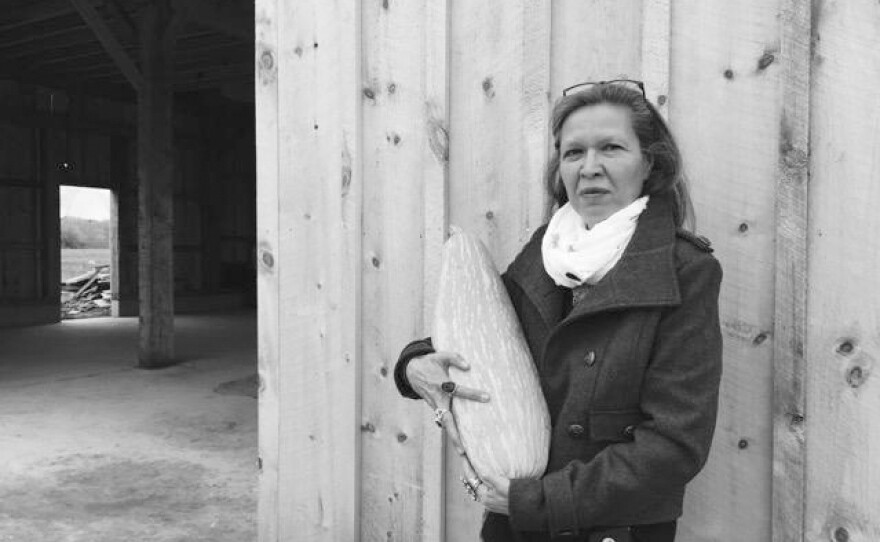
left=395, top=193, right=723, bottom=542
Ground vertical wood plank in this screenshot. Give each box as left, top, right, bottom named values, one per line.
left=254, top=0, right=279, bottom=539
left=772, top=0, right=812, bottom=539
left=806, top=0, right=880, bottom=539
left=420, top=1, right=449, bottom=540
left=551, top=0, right=643, bottom=94
left=360, top=0, right=448, bottom=539
left=669, top=0, right=782, bottom=539
left=256, top=0, right=360, bottom=539
left=446, top=1, right=550, bottom=538
left=641, top=0, right=671, bottom=115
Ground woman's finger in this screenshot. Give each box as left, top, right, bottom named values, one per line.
left=440, top=408, right=466, bottom=455
left=442, top=352, right=470, bottom=372
left=449, top=384, right=490, bottom=403
left=461, top=455, right=479, bottom=482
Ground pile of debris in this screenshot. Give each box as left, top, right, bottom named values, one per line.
left=61, top=264, right=111, bottom=319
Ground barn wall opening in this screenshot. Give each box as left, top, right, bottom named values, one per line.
left=59, top=185, right=112, bottom=319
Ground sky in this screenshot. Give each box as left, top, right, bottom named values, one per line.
left=60, top=186, right=111, bottom=220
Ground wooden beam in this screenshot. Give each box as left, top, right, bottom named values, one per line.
left=137, top=0, right=176, bottom=367
left=69, top=0, right=143, bottom=92
left=172, top=0, right=253, bottom=40
left=772, top=1, right=812, bottom=540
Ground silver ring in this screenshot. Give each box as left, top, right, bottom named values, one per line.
left=460, top=476, right=483, bottom=501
left=433, top=408, right=448, bottom=428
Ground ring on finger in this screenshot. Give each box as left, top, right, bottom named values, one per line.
left=433, top=407, right=449, bottom=428
left=461, top=476, right=483, bottom=501
left=441, top=381, right=457, bottom=395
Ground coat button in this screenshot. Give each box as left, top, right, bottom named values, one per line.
left=568, top=424, right=585, bottom=438
left=583, top=350, right=597, bottom=366
left=622, top=424, right=636, bottom=440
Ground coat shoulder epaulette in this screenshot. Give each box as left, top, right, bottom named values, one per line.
left=676, top=229, right=714, bottom=253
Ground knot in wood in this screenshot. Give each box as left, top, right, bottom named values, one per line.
left=783, top=147, right=808, bottom=170
left=482, top=76, right=495, bottom=98
left=757, top=52, right=775, bottom=70
left=846, top=365, right=866, bottom=388
left=260, top=51, right=274, bottom=70
left=427, top=117, right=449, bottom=164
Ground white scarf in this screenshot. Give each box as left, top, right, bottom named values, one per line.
left=541, top=196, right=649, bottom=288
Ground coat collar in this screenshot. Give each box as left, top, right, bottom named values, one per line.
left=506, top=193, right=682, bottom=328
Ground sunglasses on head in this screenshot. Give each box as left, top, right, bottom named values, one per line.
left=562, top=79, right=647, bottom=100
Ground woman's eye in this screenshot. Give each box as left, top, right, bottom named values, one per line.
left=603, top=143, right=622, bottom=151
left=562, top=149, right=583, bottom=159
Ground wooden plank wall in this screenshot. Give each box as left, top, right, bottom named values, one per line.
left=259, top=0, right=880, bottom=540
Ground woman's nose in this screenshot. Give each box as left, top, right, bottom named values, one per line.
left=579, top=149, right=603, bottom=177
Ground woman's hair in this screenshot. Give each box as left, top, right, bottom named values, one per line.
left=544, top=83, right=693, bottom=229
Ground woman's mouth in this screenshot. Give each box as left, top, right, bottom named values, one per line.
left=578, top=188, right=610, bottom=198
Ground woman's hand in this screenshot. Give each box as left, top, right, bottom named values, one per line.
left=461, top=458, right=510, bottom=515
left=406, top=351, right=489, bottom=453
left=479, top=474, right=511, bottom=515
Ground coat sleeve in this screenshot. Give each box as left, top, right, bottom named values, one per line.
left=393, top=338, right=435, bottom=399
left=508, top=253, right=723, bottom=535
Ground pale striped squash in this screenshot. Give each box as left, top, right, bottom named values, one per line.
left=432, top=229, right=551, bottom=480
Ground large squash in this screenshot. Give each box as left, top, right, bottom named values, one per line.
left=432, top=229, right=551, bottom=480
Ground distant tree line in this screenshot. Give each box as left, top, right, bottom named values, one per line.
left=61, top=217, right=110, bottom=249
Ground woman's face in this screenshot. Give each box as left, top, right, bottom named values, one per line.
left=558, top=104, right=652, bottom=228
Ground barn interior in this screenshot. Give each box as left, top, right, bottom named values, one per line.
left=0, top=1, right=257, bottom=539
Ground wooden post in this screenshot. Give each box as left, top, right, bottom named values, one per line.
left=137, top=0, right=176, bottom=367
left=39, top=128, right=61, bottom=319
left=110, top=137, right=138, bottom=317
left=772, top=0, right=812, bottom=540
left=256, top=0, right=360, bottom=539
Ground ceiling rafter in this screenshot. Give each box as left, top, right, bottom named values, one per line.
left=68, top=0, right=143, bottom=92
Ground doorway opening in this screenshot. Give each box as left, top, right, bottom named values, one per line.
left=59, top=185, right=112, bottom=319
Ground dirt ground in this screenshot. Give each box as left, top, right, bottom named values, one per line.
left=0, top=311, right=257, bottom=542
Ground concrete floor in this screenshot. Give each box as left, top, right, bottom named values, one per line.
left=0, top=311, right=257, bottom=542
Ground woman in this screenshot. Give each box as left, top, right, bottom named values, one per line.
left=394, top=80, right=722, bottom=542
